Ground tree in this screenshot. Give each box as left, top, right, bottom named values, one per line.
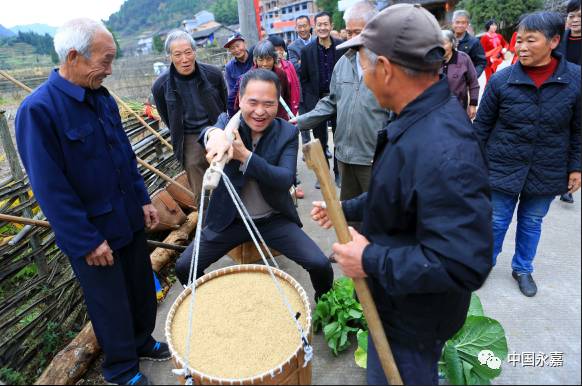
left=211, top=0, right=239, bottom=25
left=457, top=0, right=544, bottom=34
left=316, top=0, right=345, bottom=30
left=153, top=34, right=164, bottom=54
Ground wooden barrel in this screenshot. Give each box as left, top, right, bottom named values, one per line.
left=165, top=264, right=313, bottom=385
left=149, top=189, right=187, bottom=232
left=227, top=241, right=281, bottom=264
left=166, top=171, right=197, bottom=210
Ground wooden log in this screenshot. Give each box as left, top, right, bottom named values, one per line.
left=150, top=211, right=198, bottom=272
left=34, top=322, right=99, bottom=385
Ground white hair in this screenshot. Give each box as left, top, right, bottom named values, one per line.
left=53, top=18, right=111, bottom=63
left=164, top=30, right=196, bottom=55
left=452, top=10, right=471, bottom=21
left=344, top=1, right=378, bottom=23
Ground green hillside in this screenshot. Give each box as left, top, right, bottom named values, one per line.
left=0, top=41, right=54, bottom=70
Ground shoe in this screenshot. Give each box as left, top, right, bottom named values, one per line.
left=325, top=149, right=332, bottom=159
left=560, top=193, right=574, bottom=203
left=315, top=181, right=320, bottom=189
left=139, top=341, right=171, bottom=362
left=294, top=186, right=305, bottom=199
left=512, top=271, right=537, bottom=297
left=109, top=372, right=151, bottom=385
left=334, top=174, right=341, bottom=188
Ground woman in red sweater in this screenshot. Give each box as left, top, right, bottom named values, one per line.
left=480, top=19, right=509, bottom=82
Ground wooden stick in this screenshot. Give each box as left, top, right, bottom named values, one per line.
left=136, top=157, right=195, bottom=200
left=110, top=91, right=174, bottom=151
left=0, top=69, right=33, bottom=93
left=303, top=139, right=403, bottom=385
left=0, top=213, right=186, bottom=252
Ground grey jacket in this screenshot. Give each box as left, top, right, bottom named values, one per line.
left=296, top=50, right=390, bottom=166
left=288, top=35, right=314, bottom=74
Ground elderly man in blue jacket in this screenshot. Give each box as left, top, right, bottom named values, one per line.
left=16, top=18, right=168, bottom=386
left=175, top=69, right=334, bottom=301
left=311, top=5, right=492, bottom=385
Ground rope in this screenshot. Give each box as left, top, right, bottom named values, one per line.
left=174, top=166, right=313, bottom=383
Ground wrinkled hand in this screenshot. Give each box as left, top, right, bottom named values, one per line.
left=85, top=240, right=114, bottom=266
left=332, top=227, right=369, bottom=279
left=231, top=128, right=251, bottom=162
left=468, top=105, right=477, bottom=120
left=311, top=201, right=333, bottom=229
left=143, top=204, right=159, bottom=229
left=568, top=171, right=581, bottom=193
left=206, top=128, right=233, bottom=164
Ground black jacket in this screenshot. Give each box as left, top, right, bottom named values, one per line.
left=457, top=32, right=487, bottom=78
left=556, top=29, right=581, bottom=65
left=299, top=38, right=347, bottom=113
left=199, top=114, right=301, bottom=233
left=474, top=53, right=581, bottom=196
left=342, top=78, right=492, bottom=348
left=152, top=62, right=227, bottom=165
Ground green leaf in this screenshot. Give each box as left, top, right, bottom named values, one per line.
left=354, top=346, right=368, bottom=368
left=444, top=343, right=465, bottom=385
left=323, top=322, right=339, bottom=338
left=356, top=329, right=368, bottom=351
left=468, top=293, right=485, bottom=317
left=348, top=309, right=363, bottom=319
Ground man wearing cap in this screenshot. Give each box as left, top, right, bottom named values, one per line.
left=224, top=33, right=254, bottom=117
left=310, top=4, right=492, bottom=384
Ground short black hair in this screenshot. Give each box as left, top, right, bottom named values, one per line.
left=296, top=15, right=310, bottom=24
left=567, top=0, right=581, bottom=13
left=518, top=11, right=565, bottom=40
left=485, top=19, right=497, bottom=31
left=268, top=35, right=287, bottom=51
left=239, top=68, right=281, bottom=99
left=314, top=11, right=332, bottom=24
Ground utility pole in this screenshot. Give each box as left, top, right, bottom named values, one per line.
left=238, top=0, right=260, bottom=46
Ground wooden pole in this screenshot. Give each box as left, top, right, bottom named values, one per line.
left=0, top=69, right=33, bottom=93
left=0, top=110, right=49, bottom=276
left=238, top=0, right=260, bottom=46
left=136, top=156, right=195, bottom=200
left=303, top=140, right=403, bottom=385
left=110, top=91, right=174, bottom=151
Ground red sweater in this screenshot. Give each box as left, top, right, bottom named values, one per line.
left=523, top=57, right=559, bottom=88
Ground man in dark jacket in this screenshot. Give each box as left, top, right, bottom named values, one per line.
left=175, top=69, right=333, bottom=300
left=152, top=30, right=227, bottom=208
left=453, top=10, right=487, bottom=78
left=299, top=11, right=347, bottom=186
left=17, top=19, right=167, bottom=385
left=474, top=12, right=581, bottom=297
left=556, top=0, right=581, bottom=204
left=311, top=4, right=492, bottom=384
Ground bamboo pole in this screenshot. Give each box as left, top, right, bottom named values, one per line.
left=303, top=140, right=403, bottom=385
left=136, top=156, right=195, bottom=200
left=110, top=91, right=174, bottom=151
left=0, top=69, right=33, bottom=93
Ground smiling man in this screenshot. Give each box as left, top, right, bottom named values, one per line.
left=152, top=30, right=227, bottom=208
left=174, top=69, right=334, bottom=302
left=16, top=18, right=166, bottom=385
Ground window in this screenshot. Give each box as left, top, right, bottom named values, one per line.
left=302, top=3, right=307, bottom=9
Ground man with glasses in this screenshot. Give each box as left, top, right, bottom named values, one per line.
left=152, top=30, right=227, bottom=208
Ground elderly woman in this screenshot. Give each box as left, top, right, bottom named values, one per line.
left=480, top=19, right=509, bottom=82
left=475, top=12, right=580, bottom=297
left=441, top=30, right=480, bottom=119
left=233, top=40, right=291, bottom=120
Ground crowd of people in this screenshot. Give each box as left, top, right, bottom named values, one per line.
left=13, top=0, right=580, bottom=385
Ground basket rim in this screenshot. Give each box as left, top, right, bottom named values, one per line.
left=164, top=264, right=313, bottom=384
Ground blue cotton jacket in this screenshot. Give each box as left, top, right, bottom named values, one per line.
left=224, top=52, right=253, bottom=117
left=199, top=113, right=301, bottom=233
left=15, top=70, right=150, bottom=259
left=474, top=53, right=581, bottom=196
left=342, top=78, right=492, bottom=347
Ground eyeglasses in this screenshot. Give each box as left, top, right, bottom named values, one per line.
left=567, top=11, right=581, bottom=20
left=171, top=50, right=195, bottom=60
left=345, top=29, right=362, bottom=39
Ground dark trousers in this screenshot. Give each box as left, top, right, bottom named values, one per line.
left=69, top=230, right=157, bottom=384
left=337, top=161, right=372, bottom=201
left=367, top=335, right=444, bottom=385
left=175, top=215, right=334, bottom=299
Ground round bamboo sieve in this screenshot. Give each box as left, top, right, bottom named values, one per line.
left=165, top=264, right=313, bottom=385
